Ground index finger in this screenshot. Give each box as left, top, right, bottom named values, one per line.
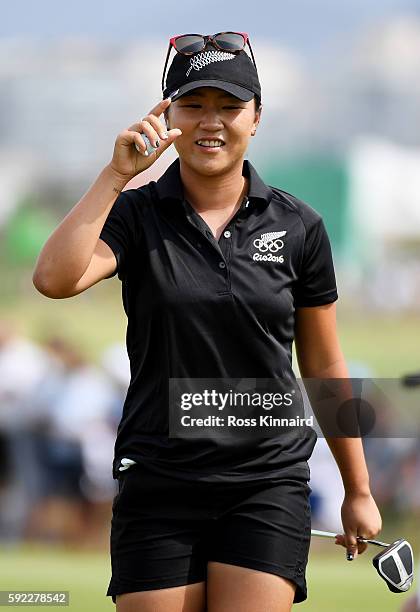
left=148, top=97, right=172, bottom=117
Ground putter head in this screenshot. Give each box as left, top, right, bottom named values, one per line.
left=372, top=538, right=414, bottom=593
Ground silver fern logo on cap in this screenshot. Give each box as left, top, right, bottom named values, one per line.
left=186, top=50, right=235, bottom=77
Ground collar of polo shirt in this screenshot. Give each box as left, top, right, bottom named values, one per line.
left=154, top=158, right=272, bottom=211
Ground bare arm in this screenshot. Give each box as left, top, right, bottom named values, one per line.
left=32, top=97, right=182, bottom=299
left=294, top=302, right=370, bottom=494
left=294, top=303, right=382, bottom=558
left=32, top=165, right=129, bottom=298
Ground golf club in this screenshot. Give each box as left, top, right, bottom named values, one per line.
left=311, top=529, right=415, bottom=593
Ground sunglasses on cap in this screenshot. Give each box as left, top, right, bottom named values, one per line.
left=161, top=31, right=258, bottom=93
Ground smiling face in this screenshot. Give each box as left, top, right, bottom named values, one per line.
left=165, top=87, right=262, bottom=176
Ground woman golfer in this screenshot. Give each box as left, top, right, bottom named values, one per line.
left=33, top=32, right=382, bottom=612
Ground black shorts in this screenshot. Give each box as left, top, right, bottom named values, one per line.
left=106, top=463, right=312, bottom=605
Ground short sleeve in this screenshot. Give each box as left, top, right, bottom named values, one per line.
left=99, top=190, right=141, bottom=281
left=294, top=216, right=338, bottom=307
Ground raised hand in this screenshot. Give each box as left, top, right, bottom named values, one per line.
left=109, top=97, right=182, bottom=180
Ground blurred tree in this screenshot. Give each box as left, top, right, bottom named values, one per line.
left=4, top=196, right=57, bottom=265
left=263, top=155, right=348, bottom=255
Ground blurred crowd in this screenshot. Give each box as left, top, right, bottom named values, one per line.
left=0, top=318, right=419, bottom=550
left=0, top=319, right=128, bottom=549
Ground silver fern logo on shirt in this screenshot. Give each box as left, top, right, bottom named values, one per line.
left=252, top=231, right=287, bottom=263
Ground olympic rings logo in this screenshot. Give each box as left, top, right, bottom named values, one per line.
left=253, top=235, right=286, bottom=253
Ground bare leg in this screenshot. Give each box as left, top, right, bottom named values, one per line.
left=207, top=562, right=296, bottom=612
left=116, top=581, right=207, bottom=612
left=400, top=595, right=420, bottom=612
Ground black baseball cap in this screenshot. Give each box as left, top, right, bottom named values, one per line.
left=162, top=43, right=262, bottom=103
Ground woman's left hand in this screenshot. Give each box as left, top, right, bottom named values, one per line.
left=334, top=491, right=383, bottom=560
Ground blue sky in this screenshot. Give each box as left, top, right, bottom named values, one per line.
left=2, top=0, right=419, bottom=58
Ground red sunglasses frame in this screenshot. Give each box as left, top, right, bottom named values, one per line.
left=161, top=31, right=258, bottom=94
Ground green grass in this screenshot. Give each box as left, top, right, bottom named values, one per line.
left=1, top=284, right=420, bottom=376
left=0, top=283, right=126, bottom=362
left=0, top=543, right=414, bottom=611
left=0, top=543, right=112, bottom=610
left=336, top=308, right=420, bottom=377
left=302, top=552, right=413, bottom=611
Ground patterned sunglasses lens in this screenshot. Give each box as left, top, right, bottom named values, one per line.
left=214, top=32, right=246, bottom=51
left=174, top=35, right=205, bottom=54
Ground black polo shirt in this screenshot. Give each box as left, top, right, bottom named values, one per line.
left=99, top=157, right=338, bottom=482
